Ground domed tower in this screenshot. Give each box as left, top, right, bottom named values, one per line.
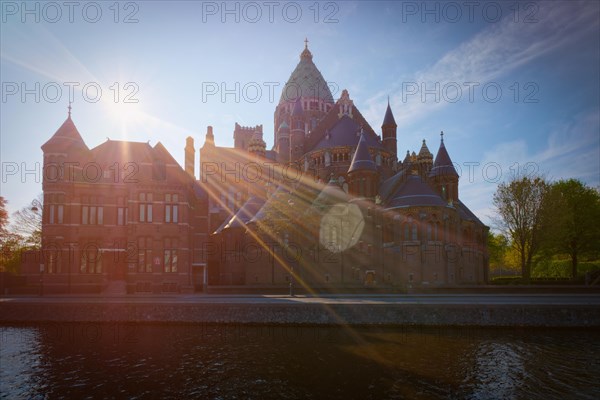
left=347, top=132, right=379, bottom=199
left=276, top=121, right=290, bottom=164
left=290, top=97, right=305, bottom=162
left=417, top=139, right=433, bottom=179
left=429, top=132, right=459, bottom=203
left=381, top=99, right=397, bottom=158
left=274, top=39, right=334, bottom=147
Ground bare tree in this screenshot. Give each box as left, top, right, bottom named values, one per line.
left=493, top=175, right=548, bottom=281
left=10, top=194, right=43, bottom=248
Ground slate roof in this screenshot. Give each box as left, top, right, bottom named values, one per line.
left=429, top=139, right=458, bottom=178
left=385, top=174, right=447, bottom=209
left=348, top=133, right=376, bottom=173
left=312, top=115, right=384, bottom=151
left=279, top=45, right=333, bottom=104
left=41, top=116, right=88, bottom=152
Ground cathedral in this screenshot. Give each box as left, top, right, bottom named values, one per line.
left=31, top=41, right=487, bottom=294
left=200, top=42, right=489, bottom=290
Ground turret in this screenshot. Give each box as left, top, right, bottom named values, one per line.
left=417, top=139, right=433, bottom=179
left=276, top=121, right=290, bottom=164
left=347, top=132, right=379, bottom=199
left=381, top=99, right=397, bottom=158
left=429, top=131, right=459, bottom=203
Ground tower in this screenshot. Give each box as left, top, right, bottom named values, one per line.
left=274, top=40, right=334, bottom=149
left=417, top=139, right=433, bottom=179
left=185, top=136, right=195, bottom=178
left=381, top=99, right=397, bottom=158
left=276, top=121, right=290, bottom=164
left=289, top=97, right=305, bottom=162
left=347, top=132, right=379, bottom=199
left=429, top=132, right=459, bottom=203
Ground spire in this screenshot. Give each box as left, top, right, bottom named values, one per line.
left=382, top=100, right=397, bottom=127
left=41, top=104, right=88, bottom=152
left=348, top=132, right=377, bottom=173
left=300, top=38, right=313, bottom=61
left=429, top=132, right=458, bottom=178
left=418, top=139, right=432, bottom=159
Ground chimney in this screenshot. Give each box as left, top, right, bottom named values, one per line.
left=185, top=136, right=195, bottom=178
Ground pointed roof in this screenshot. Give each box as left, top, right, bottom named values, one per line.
left=348, top=132, right=377, bottom=173
left=279, top=41, right=334, bottom=104
left=382, top=101, right=397, bottom=127
left=429, top=132, right=459, bottom=178
left=418, top=139, right=433, bottom=160
left=41, top=111, right=88, bottom=152
left=278, top=121, right=290, bottom=132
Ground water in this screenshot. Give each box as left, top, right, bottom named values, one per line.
left=1, top=324, right=599, bottom=399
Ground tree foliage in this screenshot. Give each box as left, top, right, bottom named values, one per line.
left=493, top=175, right=548, bottom=280
left=539, top=179, right=600, bottom=278
left=10, top=194, right=43, bottom=248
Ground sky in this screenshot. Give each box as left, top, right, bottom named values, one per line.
left=1, top=0, right=599, bottom=226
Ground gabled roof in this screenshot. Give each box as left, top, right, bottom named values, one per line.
left=385, top=174, right=447, bottom=209
left=91, top=139, right=154, bottom=163
left=429, top=137, right=458, bottom=178
left=312, top=115, right=383, bottom=151
left=348, top=132, right=377, bottom=173
left=41, top=116, right=88, bottom=152
left=304, top=100, right=379, bottom=153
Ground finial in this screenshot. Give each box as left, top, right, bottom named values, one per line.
left=440, top=131, right=444, bottom=142
left=423, top=139, right=426, bottom=145
left=387, top=95, right=390, bottom=105
left=304, top=37, right=309, bottom=49
left=67, top=101, right=72, bottom=118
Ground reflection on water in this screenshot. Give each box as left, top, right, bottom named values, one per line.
left=1, top=324, right=599, bottom=399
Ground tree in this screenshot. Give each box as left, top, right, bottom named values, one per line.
left=0, top=196, right=8, bottom=237
left=493, top=175, right=548, bottom=280
left=487, top=231, right=509, bottom=271
left=10, top=194, right=43, bottom=248
left=539, top=179, right=600, bottom=278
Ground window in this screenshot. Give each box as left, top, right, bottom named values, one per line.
left=81, top=245, right=102, bottom=273
left=81, top=197, right=103, bottom=225
left=165, top=193, right=179, bottom=223
left=117, top=207, right=128, bottom=225
left=164, top=238, right=178, bottom=273
left=138, top=237, right=152, bottom=273
left=139, top=193, right=153, bottom=223
left=48, top=204, right=64, bottom=224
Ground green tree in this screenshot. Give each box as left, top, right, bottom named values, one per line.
left=493, top=175, right=548, bottom=280
left=539, top=179, right=600, bottom=278
left=487, top=231, right=509, bottom=271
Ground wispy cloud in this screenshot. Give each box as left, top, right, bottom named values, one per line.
left=362, top=1, right=599, bottom=128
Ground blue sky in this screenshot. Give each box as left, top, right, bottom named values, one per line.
left=1, top=0, right=599, bottom=226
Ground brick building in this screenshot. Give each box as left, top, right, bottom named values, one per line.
left=29, top=106, right=209, bottom=294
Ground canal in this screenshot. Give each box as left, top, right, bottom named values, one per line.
left=1, top=324, right=599, bottom=399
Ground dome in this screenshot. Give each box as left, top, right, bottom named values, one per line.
left=278, top=42, right=334, bottom=104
